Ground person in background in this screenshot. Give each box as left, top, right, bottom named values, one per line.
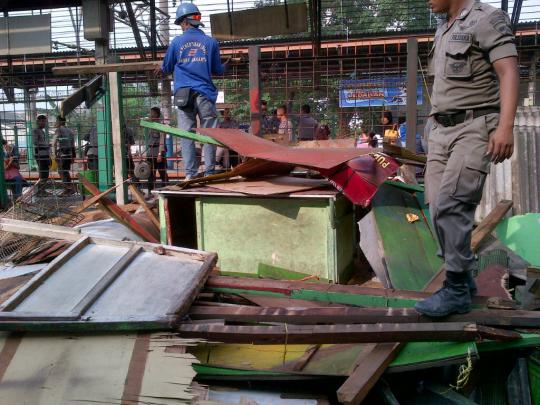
left=397, top=116, right=407, bottom=147
left=33, top=113, right=51, bottom=195
left=277, top=105, right=294, bottom=143
left=146, top=107, right=168, bottom=194
left=368, top=132, right=378, bottom=148
left=160, top=2, right=227, bottom=180
left=356, top=128, right=370, bottom=148
left=53, top=116, right=76, bottom=195
left=297, top=104, right=319, bottom=141
left=381, top=111, right=398, bottom=144
left=261, top=100, right=276, bottom=135
left=3, top=139, right=25, bottom=200
left=84, top=126, right=98, bottom=173
left=316, top=124, right=330, bottom=140
left=216, top=107, right=238, bottom=170
left=124, top=123, right=136, bottom=180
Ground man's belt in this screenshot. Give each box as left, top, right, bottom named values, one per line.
left=434, top=107, right=499, bottom=127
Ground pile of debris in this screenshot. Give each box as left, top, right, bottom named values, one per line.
left=0, top=130, right=539, bottom=404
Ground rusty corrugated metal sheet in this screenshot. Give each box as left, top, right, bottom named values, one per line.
left=196, top=128, right=378, bottom=170
left=476, top=107, right=540, bottom=221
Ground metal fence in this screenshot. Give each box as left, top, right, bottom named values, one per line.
left=0, top=1, right=539, bottom=207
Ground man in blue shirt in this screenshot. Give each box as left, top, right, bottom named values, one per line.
left=160, top=3, right=226, bottom=180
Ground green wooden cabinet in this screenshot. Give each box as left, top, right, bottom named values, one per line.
left=157, top=190, right=356, bottom=282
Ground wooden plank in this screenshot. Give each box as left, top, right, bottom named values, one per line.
left=74, top=175, right=130, bottom=214
left=109, top=72, right=127, bottom=205
left=205, top=276, right=503, bottom=306
left=129, top=184, right=160, bottom=230
left=0, top=218, right=81, bottom=242
left=71, top=246, right=142, bottom=316
left=0, top=237, right=91, bottom=311
left=0, top=316, right=175, bottom=332
left=471, top=200, right=513, bottom=249
left=425, top=200, right=513, bottom=293
left=79, top=175, right=159, bottom=243
left=53, top=61, right=160, bottom=75
left=177, top=322, right=504, bottom=344
left=189, top=305, right=540, bottom=328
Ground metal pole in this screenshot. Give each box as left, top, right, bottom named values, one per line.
left=501, top=0, right=508, bottom=13
left=249, top=46, right=262, bottom=137
left=406, top=38, right=418, bottom=152
left=150, top=0, right=157, bottom=60
left=158, top=0, right=173, bottom=169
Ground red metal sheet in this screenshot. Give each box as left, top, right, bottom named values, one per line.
left=197, top=128, right=375, bottom=170
left=196, top=129, right=399, bottom=206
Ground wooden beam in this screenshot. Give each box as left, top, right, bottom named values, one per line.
left=128, top=184, right=160, bottom=231
left=337, top=343, right=400, bottom=405
left=471, top=200, right=513, bottom=248
left=177, top=322, right=517, bottom=344
left=424, top=199, right=513, bottom=293
left=109, top=71, right=127, bottom=205
left=73, top=179, right=130, bottom=214
left=52, top=61, right=160, bottom=75
left=205, top=276, right=501, bottom=306
left=0, top=218, right=82, bottom=242
left=189, top=305, right=540, bottom=329
left=79, top=175, right=159, bottom=243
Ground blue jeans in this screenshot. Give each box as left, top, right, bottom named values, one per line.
left=177, top=94, right=218, bottom=178
left=8, top=174, right=24, bottom=199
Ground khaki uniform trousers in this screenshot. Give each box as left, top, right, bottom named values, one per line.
left=425, top=111, right=499, bottom=274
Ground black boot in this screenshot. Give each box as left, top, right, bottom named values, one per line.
left=415, top=271, right=472, bottom=317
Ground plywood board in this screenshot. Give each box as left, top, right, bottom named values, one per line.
left=0, top=231, right=217, bottom=332
left=0, top=332, right=197, bottom=404
left=206, top=176, right=328, bottom=196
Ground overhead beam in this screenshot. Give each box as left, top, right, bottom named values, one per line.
left=53, top=61, right=160, bottom=75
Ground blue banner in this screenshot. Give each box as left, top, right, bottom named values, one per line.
left=339, top=77, right=423, bottom=108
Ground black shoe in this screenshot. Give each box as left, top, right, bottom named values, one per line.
left=415, top=272, right=472, bottom=317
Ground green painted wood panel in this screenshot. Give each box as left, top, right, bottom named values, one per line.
left=195, top=196, right=354, bottom=281
left=371, top=183, right=442, bottom=290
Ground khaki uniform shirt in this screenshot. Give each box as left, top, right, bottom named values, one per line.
left=53, top=126, right=75, bottom=157
left=147, top=129, right=166, bottom=158
left=429, top=1, right=517, bottom=115
left=32, top=127, right=50, bottom=157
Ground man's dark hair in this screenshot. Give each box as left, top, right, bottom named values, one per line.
left=151, top=106, right=161, bottom=117
left=301, top=104, right=311, bottom=114
left=261, top=100, right=268, bottom=106
left=57, top=115, right=66, bottom=124
left=398, top=116, right=406, bottom=125
left=382, top=111, right=393, bottom=123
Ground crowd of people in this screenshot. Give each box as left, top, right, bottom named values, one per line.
left=4, top=0, right=424, bottom=203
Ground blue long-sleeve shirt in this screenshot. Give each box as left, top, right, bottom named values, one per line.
left=161, top=28, right=225, bottom=103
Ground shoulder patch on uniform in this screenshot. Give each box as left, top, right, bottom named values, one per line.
left=489, top=9, right=512, bottom=35
left=450, top=33, right=472, bottom=42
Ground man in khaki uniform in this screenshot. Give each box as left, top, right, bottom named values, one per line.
left=33, top=113, right=51, bottom=195
left=415, top=0, right=518, bottom=317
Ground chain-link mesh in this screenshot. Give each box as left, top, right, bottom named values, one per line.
left=0, top=181, right=83, bottom=264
